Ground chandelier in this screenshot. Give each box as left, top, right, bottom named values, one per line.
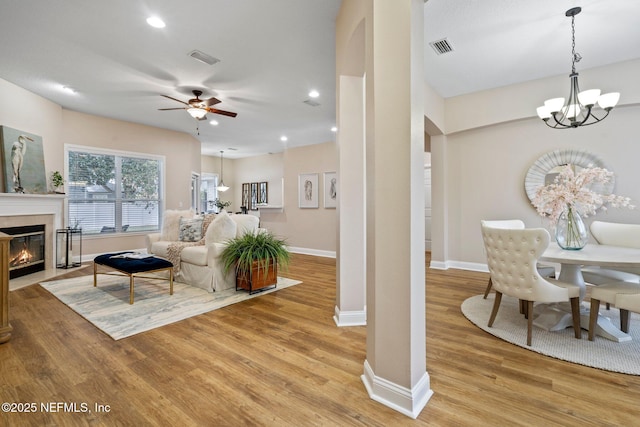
left=536, top=7, right=619, bottom=129
left=217, top=150, right=229, bottom=192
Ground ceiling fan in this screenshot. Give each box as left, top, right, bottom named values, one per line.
left=159, top=89, right=237, bottom=120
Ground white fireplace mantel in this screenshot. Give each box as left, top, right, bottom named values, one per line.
left=0, top=193, right=65, bottom=229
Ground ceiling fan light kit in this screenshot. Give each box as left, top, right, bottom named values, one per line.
left=187, top=107, right=207, bottom=119
left=536, top=6, right=619, bottom=129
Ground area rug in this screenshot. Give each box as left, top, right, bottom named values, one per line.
left=461, top=294, right=640, bottom=375
left=40, top=275, right=302, bottom=340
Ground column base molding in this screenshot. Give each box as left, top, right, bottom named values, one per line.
left=333, top=305, right=366, bottom=327
left=361, top=360, right=433, bottom=419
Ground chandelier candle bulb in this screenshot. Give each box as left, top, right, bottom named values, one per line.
left=598, top=92, right=620, bottom=110
left=544, top=98, right=565, bottom=114
left=578, top=89, right=601, bottom=107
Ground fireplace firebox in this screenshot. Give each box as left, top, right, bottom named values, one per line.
left=0, top=225, right=46, bottom=279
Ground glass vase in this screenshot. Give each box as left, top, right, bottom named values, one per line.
left=555, top=206, right=588, bottom=250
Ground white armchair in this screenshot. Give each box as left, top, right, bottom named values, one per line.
left=481, top=221, right=582, bottom=346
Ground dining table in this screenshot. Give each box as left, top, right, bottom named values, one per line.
left=536, top=243, right=640, bottom=342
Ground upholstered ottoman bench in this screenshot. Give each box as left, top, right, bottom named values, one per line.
left=93, top=252, right=174, bottom=304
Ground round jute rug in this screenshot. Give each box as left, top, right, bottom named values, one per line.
left=461, top=294, right=640, bottom=375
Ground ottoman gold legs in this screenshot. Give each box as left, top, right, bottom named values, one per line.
left=94, top=263, right=174, bottom=304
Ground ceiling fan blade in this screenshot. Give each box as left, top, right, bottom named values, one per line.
left=207, top=107, right=237, bottom=118
left=158, top=107, right=187, bottom=111
left=205, top=97, right=222, bottom=107
left=161, top=94, right=189, bottom=106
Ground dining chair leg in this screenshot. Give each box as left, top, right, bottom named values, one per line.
left=588, top=298, right=600, bottom=341
left=519, top=299, right=527, bottom=316
left=606, top=303, right=610, bottom=310
left=488, top=291, right=502, bottom=327
left=569, top=297, right=581, bottom=339
left=620, top=309, right=630, bottom=333
left=483, top=277, right=493, bottom=299
left=526, top=300, right=534, bottom=346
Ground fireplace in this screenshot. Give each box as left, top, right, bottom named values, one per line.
left=0, top=224, right=46, bottom=279
left=0, top=194, right=64, bottom=286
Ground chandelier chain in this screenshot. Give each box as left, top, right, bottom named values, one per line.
left=571, top=15, right=577, bottom=73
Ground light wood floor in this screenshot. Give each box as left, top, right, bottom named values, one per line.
left=2, top=253, right=639, bottom=426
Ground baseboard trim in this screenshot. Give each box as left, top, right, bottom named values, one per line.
left=333, top=305, right=366, bottom=327
left=429, top=259, right=488, bottom=273
left=288, top=247, right=336, bottom=258
left=361, top=360, right=433, bottom=419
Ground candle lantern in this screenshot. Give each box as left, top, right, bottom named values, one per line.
left=56, top=227, right=82, bottom=269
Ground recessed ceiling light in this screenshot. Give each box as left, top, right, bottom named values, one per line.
left=146, top=16, right=166, bottom=28
left=331, top=126, right=337, bottom=132
left=280, top=136, right=288, bottom=142
left=308, top=90, right=320, bottom=98
left=209, top=120, right=219, bottom=126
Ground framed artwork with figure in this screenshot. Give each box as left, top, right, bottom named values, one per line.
left=0, top=126, right=47, bottom=194
left=298, top=173, right=318, bottom=208
left=323, top=172, right=337, bottom=208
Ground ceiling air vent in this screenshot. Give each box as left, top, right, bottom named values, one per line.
left=429, top=38, right=453, bottom=55
left=188, top=50, right=220, bottom=66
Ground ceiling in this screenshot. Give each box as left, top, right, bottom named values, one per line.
left=424, top=0, right=640, bottom=98
left=0, top=1, right=638, bottom=159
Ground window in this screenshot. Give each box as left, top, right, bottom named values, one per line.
left=65, top=145, right=164, bottom=235
left=200, top=173, right=220, bottom=213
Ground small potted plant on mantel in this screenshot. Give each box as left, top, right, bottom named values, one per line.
left=220, top=231, right=290, bottom=294
left=51, top=171, right=65, bottom=194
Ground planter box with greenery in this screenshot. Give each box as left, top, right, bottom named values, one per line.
left=220, top=232, right=290, bottom=294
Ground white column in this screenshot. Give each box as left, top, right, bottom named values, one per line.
left=360, top=0, right=432, bottom=418
left=335, top=75, right=367, bottom=326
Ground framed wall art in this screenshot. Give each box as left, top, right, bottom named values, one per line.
left=298, top=173, right=319, bottom=208
left=241, top=183, right=251, bottom=210
left=250, top=182, right=258, bottom=210
left=0, top=126, right=47, bottom=194
left=258, top=181, right=268, bottom=205
left=323, top=172, right=337, bottom=209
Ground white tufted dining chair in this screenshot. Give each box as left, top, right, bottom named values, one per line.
left=481, top=220, right=556, bottom=299
left=481, top=221, right=582, bottom=346
left=613, top=293, right=640, bottom=337
left=587, top=284, right=640, bottom=341
left=581, top=221, right=640, bottom=310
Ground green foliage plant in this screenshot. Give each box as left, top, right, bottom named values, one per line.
left=51, top=171, right=64, bottom=190
left=213, top=198, right=231, bottom=210
left=221, top=231, right=290, bottom=279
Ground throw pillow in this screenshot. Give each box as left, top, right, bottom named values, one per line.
left=233, top=214, right=259, bottom=238
left=161, top=209, right=195, bottom=241
left=178, top=216, right=204, bottom=242
left=205, top=211, right=237, bottom=245
left=201, top=213, right=216, bottom=238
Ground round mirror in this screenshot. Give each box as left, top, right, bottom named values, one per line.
left=524, top=149, right=614, bottom=202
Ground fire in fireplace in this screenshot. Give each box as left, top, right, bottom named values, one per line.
left=0, top=224, right=45, bottom=279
